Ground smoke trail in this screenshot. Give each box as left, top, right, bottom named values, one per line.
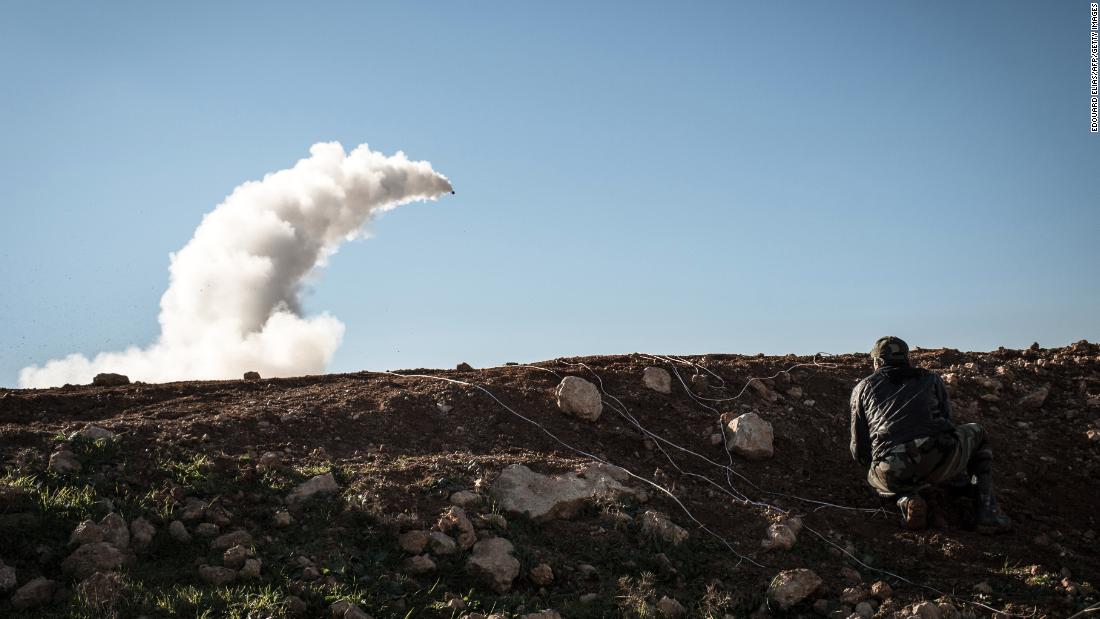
left=19, top=142, right=452, bottom=388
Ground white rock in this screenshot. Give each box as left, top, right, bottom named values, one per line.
left=766, top=568, right=822, bottom=610
left=491, top=464, right=635, bottom=521
left=466, top=537, right=521, bottom=593
left=287, top=472, right=339, bottom=503
left=555, top=376, right=603, bottom=421
left=642, top=367, right=672, bottom=394
left=640, top=511, right=688, bottom=546
left=70, top=425, right=118, bottom=441
left=725, top=412, right=774, bottom=460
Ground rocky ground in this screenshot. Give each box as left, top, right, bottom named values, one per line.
left=0, top=342, right=1098, bottom=618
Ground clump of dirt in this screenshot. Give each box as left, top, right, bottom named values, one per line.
left=0, top=342, right=1097, bottom=617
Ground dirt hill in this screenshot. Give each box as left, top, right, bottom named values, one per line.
left=1, top=342, right=1098, bottom=618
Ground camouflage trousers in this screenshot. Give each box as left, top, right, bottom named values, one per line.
left=867, top=423, right=992, bottom=496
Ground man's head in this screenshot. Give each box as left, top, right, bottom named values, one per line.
left=871, top=336, right=910, bottom=369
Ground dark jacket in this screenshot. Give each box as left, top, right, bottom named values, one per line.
left=849, top=364, right=954, bottom=465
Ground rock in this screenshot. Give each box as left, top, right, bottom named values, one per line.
left=1085, top=428, right=1100, bottom=442
left=178, top=497, right=207, bottom=521
left=449, top=490, right=481, bottom=508
left=428, top=531, right=458, bottom=555
left=198, top=564, right=237, bottom=586
left=748, top=378, right=779, bottom=402
left=520, top=612, right=562, bottom=619
left=287, top=472, right=339, bottom=503
left=555, top=376, right=603, bottom=421
left=491, top=463, right=635, bottom=521
left=840, top=586, right=869, bottom=605
left=786, top=386, right=804, bottom=399
left=657, top=596, right=687, bottom=617
left=870, top=580, right=893, bottom=600
left=92, top=373, right=130, bottom=387
left=72, top=424, right=119, bottom=442
left=643, top=367, right=673, bottom=394
left=725, top=412, right=774, bottom=460
left=195, top=522, right=219, bottom=537
left=61, top=542, right=128, bottom=580
left=529, top=563, right=554, bottom=586
left=912, top=601, right=942, bottom=619
left=258, top=451, right=281, bottom=470
left=466, top=537, right=521, bottom=593
left=402, top=554, right=436, bottom=575
left=762, top=521, right=798, bottom=550
left=239, top=558, right=262, bottom=579
left=456, top=362, right=475, bottom=371
left=346, top=604, right=372, bottom=619
left=479, top=513, right=508, bottom=530
left=1019, top=385, right=1050, bottom=409
left=243, top=371, right=261, bottom=380
left=49, top=450, right=81, bottom=474
left=840, top=567, right=861, bottom=583
left=973, top=581, right=993, bottom=595
left=211, top=530, right=252, bottom=551
left=767, top=569, right=823, bottom=610
left=77, top=571, right=126, bottom=608
left=854, top=601, right=875, bottom=618
left=690, top=374, right=709, bottom=394
left=813, top=599, right=837, bottom=616
left=100, top=513, right=130, bottom=549
left=640, top=510, right=688, bottom=546
left=223, top=544, right=255, bottom=569
left=437, top=506, right=477, bottom=549
left=169, top=520, right=191, bottom=543
left=130, top=517, right=156, bottom=548
left=11, top=577, right=58, bottom=610
left=0, top=560, right=15, bottom=592
left=70, top=519, right=105, bottom=546
left=273, top=510, right=293, bottom=527
left=399, top=530, right=430, bottom=554
left=937, top=602, right=960, bottom=619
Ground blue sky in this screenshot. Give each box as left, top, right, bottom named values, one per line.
left=1, top=2, right=1097, bottom=386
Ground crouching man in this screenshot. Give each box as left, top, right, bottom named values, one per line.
left=849, top=336, right=1011, bottom=532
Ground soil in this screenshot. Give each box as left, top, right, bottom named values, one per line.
left=0, top=342, right=1098, bottom=618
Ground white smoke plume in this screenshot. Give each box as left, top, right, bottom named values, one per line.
left=19, top=142, right=452, bottom=388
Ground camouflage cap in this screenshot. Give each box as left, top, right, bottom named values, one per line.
left=871, top=336, right=909, bottom=363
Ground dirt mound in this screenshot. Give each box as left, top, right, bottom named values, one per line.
left=0, top=343, right=1098, bottom=617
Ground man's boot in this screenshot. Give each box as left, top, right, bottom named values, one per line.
left=975, top=472, right=1012, bottom=534
left=897, top=495, right=927, bottom=530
